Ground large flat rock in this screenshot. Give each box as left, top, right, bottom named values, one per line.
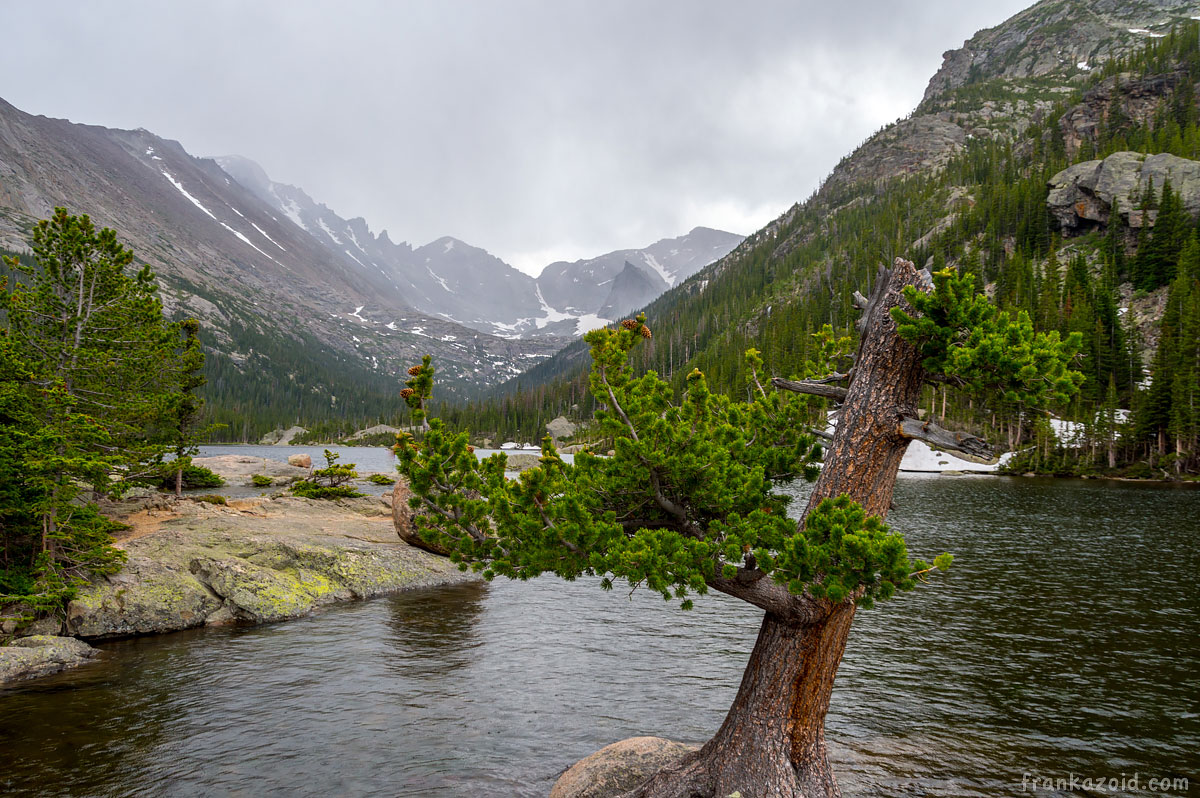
left=193, top=454, right=312, bottom=484
left=65, top=495, right=474, bottom=640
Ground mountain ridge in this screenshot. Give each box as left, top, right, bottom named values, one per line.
left=214, top=153, right=743, bottom=340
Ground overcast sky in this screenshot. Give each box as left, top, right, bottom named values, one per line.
left=0, top=0, right=1033, bottom=275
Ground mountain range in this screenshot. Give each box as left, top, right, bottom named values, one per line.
left=6, top=0, right=1197, bottom=450
left=0, top=101, right=740, bottom=413
left=213, top=154, right=740, bottom=339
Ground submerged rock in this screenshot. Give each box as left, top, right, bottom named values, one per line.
left=503, top=453, right=542, bottom=472
left=0, top=636, right=96, bottom=683
left=550, top=737, right=699, bottom=798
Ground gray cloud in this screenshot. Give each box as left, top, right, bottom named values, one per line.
left=0, top=0, right=1031, bottom=274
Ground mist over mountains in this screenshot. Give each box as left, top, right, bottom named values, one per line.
left=214, top=154, right=741, bottom=339
left=0, top=99, right=739, bottom=414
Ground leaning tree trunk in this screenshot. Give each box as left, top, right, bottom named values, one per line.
left=625, top=258, right=951, bottom=798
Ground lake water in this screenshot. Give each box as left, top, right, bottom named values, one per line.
left=193, top=444, right=570, bottom=498
left=1, top=472, right=1197, bottom=797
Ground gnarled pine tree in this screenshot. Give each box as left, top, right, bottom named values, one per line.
left=395, top=258, right=1082, bottom=798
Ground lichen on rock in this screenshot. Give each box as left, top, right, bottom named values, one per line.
left=0, top=636, right=97, bottom=683
left=65, top=495, right=476, bottom=641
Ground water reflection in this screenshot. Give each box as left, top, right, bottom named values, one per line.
left=385, top=581, right=488, bottom=671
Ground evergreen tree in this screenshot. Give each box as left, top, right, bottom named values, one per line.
left=168, top=319, right=210, bottom=497
left=396, top=261, right=1080, bottom=797
left=1, top=210, right=191, bottom=617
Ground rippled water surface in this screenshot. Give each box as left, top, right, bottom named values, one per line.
left=2, top=476, right=1197, bottom=797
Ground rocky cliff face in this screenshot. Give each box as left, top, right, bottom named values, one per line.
left=1058, top=71, right=1188, bottom=156
left=824, top=0, right=1200, bottom=194
left=1047, top=150, right=1200, bottom=231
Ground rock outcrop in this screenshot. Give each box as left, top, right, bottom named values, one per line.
left=1059, top=72, right=1188, bottom=158
left=826, top=114, right=967, bottom=190
left=549, top=737, right=699, bottom=798
left=287, top=453, right=313, bottom=468
left=545, top=415, right=578, bottom=441
left=346, top=424, right=403, bottom=441
left=0, top=636, right=97, bottom=683
left=64, top=495, right=473, bottom=639
left=391, top=479, right=451, bottom=557
left=1047, top=151, right=1200, bottom=233
left=259, top=425, right=308, bottom=445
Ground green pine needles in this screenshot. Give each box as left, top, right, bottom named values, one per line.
left=891, top=267, right=1085, bottom=409
left=1, top=209, right=206, bottom=622
left=291, top=449, right=363, bottom=499
left=396, top=315, right=951, bottom=611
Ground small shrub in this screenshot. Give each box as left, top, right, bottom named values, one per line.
left=290, top=450, right=364, bottom=499
left=251, top=474, right=273, bottom=487
left=193, top=494, right=227, bottom=505
left=161, top=464, right=225, bottom=490
left=1121, top=461, right=1154, bottom=480
left=313, top=449, right=357, bottom=486
left=366, top=474, right=396, bottom=486
left=290, top=481, right=362, bottom=500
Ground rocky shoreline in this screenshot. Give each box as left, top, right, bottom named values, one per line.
left=0, top=491, right=475, bottom=685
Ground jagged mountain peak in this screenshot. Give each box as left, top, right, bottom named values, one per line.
left=208, top=153, right=741, bottom=339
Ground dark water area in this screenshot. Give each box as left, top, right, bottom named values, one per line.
left=2, top=476, right=1197, bottom=797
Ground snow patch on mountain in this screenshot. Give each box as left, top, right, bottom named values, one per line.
left=316, top=218, right=341, bottom=244
left=161, top=169, right=217, bottom=220
left=428, top=267, right=452, bottom=293
left=641, top=252, right=673, bottom=286
left=220, top=221, right=276, bottom=262
left=251, top=222, right=286, bottom=251
left=280, top=197, right=306, bottom=230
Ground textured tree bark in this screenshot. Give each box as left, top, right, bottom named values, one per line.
left=623, top=259, right=932, bottom=798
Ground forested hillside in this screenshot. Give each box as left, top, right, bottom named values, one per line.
left=429, top=19, right=1200, bottom=478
